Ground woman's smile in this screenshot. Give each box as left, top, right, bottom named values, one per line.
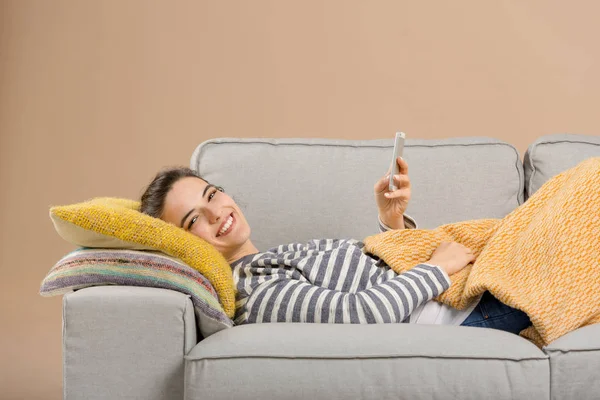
left=217, top=213, right=235, bottom=237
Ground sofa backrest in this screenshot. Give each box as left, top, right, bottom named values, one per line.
left=524, top=133, right=600, bottom=200
left=191, top=137, right=523, bottom=252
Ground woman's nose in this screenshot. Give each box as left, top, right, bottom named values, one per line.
left=204, top=207, right=220, bottom=224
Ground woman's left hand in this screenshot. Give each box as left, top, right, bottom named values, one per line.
left=374, top=156, right=412, bottom=229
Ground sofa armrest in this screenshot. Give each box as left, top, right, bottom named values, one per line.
left=63, top=286, right=197, bottom=400
left=543, top=323, right=600, bottom=400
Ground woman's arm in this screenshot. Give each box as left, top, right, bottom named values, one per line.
left=236, top=263, right=450, bottom=325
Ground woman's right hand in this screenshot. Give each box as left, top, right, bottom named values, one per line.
left=427, top=241, right=476, bottom=276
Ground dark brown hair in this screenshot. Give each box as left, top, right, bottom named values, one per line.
left=140, top=167, right=207, bottom=218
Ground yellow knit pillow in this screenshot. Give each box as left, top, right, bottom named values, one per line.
left=49, top=197, right=235, bottom=317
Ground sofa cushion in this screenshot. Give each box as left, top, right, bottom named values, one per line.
left=191, top=137, right=523, bottom=252
left=543, top=323, right=600, bottom=400
left=40, top=248, right=233, bottom=337
left=185, top=323, right=549, bottom=400
left=524, top=133, right=600, bottom=199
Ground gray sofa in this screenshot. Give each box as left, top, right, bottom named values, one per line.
left=62, top=133, right=600, bottom=400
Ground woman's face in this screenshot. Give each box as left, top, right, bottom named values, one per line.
left=161, top=177, right=252, bottom=259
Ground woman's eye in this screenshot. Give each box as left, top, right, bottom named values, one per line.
left=188, top=188, right=220, bottom=230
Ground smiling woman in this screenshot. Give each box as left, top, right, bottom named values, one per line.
left=140, top=167, right=259, bottom=264
left=139, top=159, right=537, bottom=340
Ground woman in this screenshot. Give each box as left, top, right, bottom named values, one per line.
left=140, top=157, right=531, bottom=333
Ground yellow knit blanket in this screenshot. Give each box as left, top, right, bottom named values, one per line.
left=363, top=157, right=600, bottom=348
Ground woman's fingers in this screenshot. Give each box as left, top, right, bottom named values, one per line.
left=374, top=174, right=390, bottom=193
left=397, top=157, right=409, bottom=175
left=375, top=174, right=410, bottom=194
left=384, top=188, right=410, bottom=199
left=384, top=157, right=408, bottom=177
left=387, top=158, right=408, bottom=177
left=375, top=158, right=410, bottom=194
left=391, top=174, right=410, bottom=190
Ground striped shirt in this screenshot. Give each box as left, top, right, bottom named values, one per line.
left=231, top=215, right=453, bottom=325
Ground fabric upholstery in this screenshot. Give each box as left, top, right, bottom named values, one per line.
left=543, top=323, right=600, bottom=400
left=63, top=286, right=196, bottom=400
left=190, top=137, right=523, bottom=252
left=185, top=323, right=549, bottom=400
left=524, top=133, right=600, bottom=199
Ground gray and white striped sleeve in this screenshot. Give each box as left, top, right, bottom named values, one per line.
left=378, top=214, right=418, bottom=232
left=240, top=263, right=451, bottom=324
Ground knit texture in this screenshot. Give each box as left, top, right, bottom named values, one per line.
left=40, top=248, right=233, bottom=337
left=50, top=197, right=236, bottom=317
left=364, top=157, right=600, bottom=347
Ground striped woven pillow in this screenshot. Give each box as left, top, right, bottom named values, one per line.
left=40, top=248, right=233, bottom=338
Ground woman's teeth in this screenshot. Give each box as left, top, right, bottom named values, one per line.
left=218, top=215, right=233, bottom=236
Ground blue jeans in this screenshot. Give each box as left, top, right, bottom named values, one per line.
left=460, top=291, right=531, bottom=335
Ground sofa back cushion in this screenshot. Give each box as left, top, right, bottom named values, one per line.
left=191, top=137, right=523, bottom=251
left=524, top=133, right=600, bottom=200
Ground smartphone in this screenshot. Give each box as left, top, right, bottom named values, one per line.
left=389, top=132, right=406, bottom=191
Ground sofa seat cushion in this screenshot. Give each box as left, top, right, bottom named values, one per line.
left=184, top=323, right=549, bottom=400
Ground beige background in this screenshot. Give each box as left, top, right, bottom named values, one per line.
left=1, top=0, right=599, bottom=398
